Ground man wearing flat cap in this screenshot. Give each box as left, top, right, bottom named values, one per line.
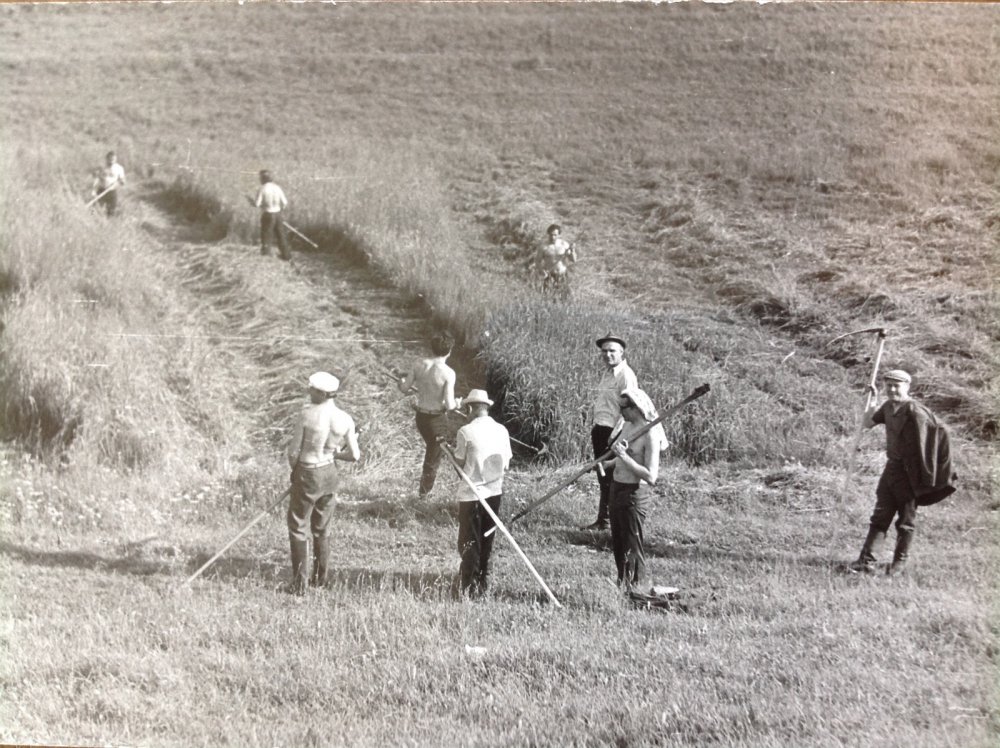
left=452, top=389, right=512, bottom=597
left=848, top=369, right=957, bottom=575
left=582, top=334, right=639, bottom=531
left=285, top=371, right=360, bottom=594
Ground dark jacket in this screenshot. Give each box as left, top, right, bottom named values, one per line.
left=880, top=400, right=958, bottom=506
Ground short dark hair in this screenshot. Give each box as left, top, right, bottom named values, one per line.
left=430, top=331, right=454, bottom=357
left=259, top=170, right=272, bottom=182
left=547, top=223, right=561, bottom=235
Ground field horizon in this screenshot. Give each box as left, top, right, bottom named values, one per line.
left=1, top=3, right=997, bottom=747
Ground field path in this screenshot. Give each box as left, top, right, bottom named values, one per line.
left=128, top=180, right=485, bottom=470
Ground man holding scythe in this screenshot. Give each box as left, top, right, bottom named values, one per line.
left=847, top=369, right=957, bottom=575
left=582, top=333, right=638, bottom=531
left=451, top=388, right=512, bottom=598
left=285, top=371, right=360, bottom=594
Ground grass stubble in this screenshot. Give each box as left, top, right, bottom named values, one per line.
left=0, top=3, right=997, bottom=747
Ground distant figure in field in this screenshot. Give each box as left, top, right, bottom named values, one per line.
left=285, top=371, right=360, bottom=594
left=91, top=150, right=126, bottom=216
left=452, top=389, right=512, bottom=598
left=582, top=334, right=638, bottom=531
left=847, top=369, right=956, bottom=576
left=597, top=387, right=665, bottom=589
left=397, top=331, right=460, bottom=499
left=254, top=169, right=290, bottom=260
left=528, top=223, right=577, bottom=293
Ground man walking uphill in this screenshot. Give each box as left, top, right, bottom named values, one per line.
left=452, top=389, right=512, bottom=598
left=582, top=334, right=638, bottom=531
left=255, top=169, right=290, bottom=260
left=398, top=331, right=459, bottom=499
left=286, top=371, right=360, bottom=595
left=847, top=369, right=956, bottom=576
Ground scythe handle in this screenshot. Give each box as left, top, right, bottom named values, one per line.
left=501, top=383, right=710, bottom=529
left=440, top=445, right=561, bottom=607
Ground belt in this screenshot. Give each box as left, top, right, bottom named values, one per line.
left=415, top=408, right=446, bottom=416
left=297, top=459, right=334, bottom=469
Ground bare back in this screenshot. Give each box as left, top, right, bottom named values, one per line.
left=403, top=356, right=457, bottom=412
left=289, top=400, right=356, bottom=465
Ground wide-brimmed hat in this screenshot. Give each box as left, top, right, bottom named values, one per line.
left=883, top=369, right=911, bottom=384
left=308, top=371, right=340, bottom=394
left=596, top=334, right=626, bottom=350
left=464, top=388, right=494, bottom=407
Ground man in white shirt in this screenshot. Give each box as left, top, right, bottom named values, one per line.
left=453, top=389, right=512, bottom=598
left=92, top=151, right=126, bottom=216
left=582, top=334, right=638, bottom=531
left=254, top=169, right=290, bottom=260
left=285, top=371, right=360, bottom=594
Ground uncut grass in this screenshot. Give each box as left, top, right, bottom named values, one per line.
left=1, top=4, right=998, bottom=746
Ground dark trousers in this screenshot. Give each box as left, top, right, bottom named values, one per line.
left=98, top=188, right=119, bottom=216
left=609, top=481, right=648, bottom=588
left=415, top=412, right=449, bottom=497
left=591, top=425, right=616, bottom=522
left=458, top=494, right=502, bottom=596
left=287, top=463, right=337, bottom=542
left=870, top=461, right=917, bottom=534
left=260, top=211, right=289, bottom=259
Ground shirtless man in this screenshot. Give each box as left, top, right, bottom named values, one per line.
left=286, top=371, right=360, bottom=594
left=529, top=223, right=577, bottom=291
left=598, top=387, right=665, bottom=590
left=398, top=331, right=460, bottom=498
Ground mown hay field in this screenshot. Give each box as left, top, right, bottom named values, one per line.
left=1, top=3, right=997, bottom=747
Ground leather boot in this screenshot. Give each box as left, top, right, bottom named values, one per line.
left=887, top=529, right=914, bottom=576
left=310, top=535, right=329, bottom=588
left=288, top=538, right=308, bottom=595
left=848, top=526, right=885, bottom=573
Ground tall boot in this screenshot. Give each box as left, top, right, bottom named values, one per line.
left=848, top=526, right=885, bottom=573
left=310, top=535, right=329, bottom=588
left=288, top=538, right=308, bottom=595
left=887, top=529, right=914, bottom=576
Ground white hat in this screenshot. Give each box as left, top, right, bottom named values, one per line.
left=308, top=371, right=340, bottom=394
left=464, top=389, right=494, bottom=407
left=883, top=369, right=911, bottom=384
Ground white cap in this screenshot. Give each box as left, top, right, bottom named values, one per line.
left=883, top=369, right=911, bottom=384
left=308, top=371, right=340, bottom=394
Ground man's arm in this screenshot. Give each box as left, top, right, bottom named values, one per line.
left=287, top=412, right=304, bottom=468
left=278, top=186, right=288, bottom=211
left=443, top=368, right=458, bottom=411
left=454, top=429, right=468, bottom=468
left=254, top=187, right=264, bottom=209
left=336, top=421, right=361, bottom=463
left=862, top=393, right=883, bottom=430
left=398, top=363, right=416, bottom=394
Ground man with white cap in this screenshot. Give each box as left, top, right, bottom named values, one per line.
left=582, top=333, right=638, bottom=531
left=285, top=371, right=360, bottom=594
left=452, top=389, right=512, bottom=598
left=848, top=369, right=956, bottom=575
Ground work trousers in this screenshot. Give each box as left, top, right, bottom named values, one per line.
left=415, top=412, right=449, bottom=497
left=591, top=424, right=616, bottom=522
left=260, top=211, right=290, bottom=260
left=287, top=462, right=338, bottom=542
left=98, top=188, right=119, bottom=216
left=457, top=494, right=502, bottom=597
left=609, top=481, right=649, bottom=589
left=870, top=461, right=917, bottom=534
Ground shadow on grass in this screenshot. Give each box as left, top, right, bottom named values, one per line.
left=560, top=530, right=845, bottom=571
left=0, top=540, right=183, bottom=577
left=337, top=498, right=460, bottom=528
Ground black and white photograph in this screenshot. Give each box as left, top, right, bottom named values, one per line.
left=1, top=1, right=996, bottom=746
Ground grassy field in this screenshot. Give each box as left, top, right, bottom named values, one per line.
left=1, top=3, right=998, bottom=747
